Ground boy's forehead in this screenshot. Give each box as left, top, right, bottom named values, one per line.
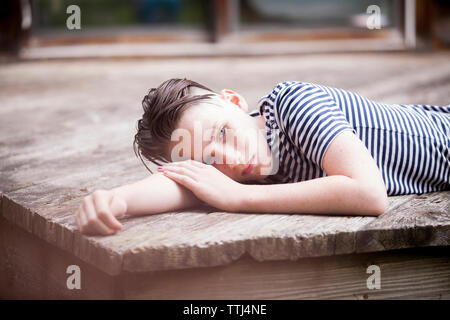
left=182, top=101, right=222, bottom=126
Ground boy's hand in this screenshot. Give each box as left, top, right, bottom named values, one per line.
left=75, top=189, right=127, bottom=236
left=158, top=160, right=245, bottom=212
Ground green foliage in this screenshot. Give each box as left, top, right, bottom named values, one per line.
left=36, top=0, right=205, bottom=28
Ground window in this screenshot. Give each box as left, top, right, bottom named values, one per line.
left=32, top=0, right=209, bottom=44
left=23, top=0, right=419, bottom=54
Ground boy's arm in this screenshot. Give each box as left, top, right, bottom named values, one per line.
left=75, top=172, right=203, bottom=235
left=241, top=176, right=385, bottom=216
left=112, top=172, right=203, bottom=215
left=239, top=130, right=388, bottom=216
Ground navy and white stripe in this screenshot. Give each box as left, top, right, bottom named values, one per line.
left=248, top=81, right=450, bottom=196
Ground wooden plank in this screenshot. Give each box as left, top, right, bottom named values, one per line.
left=0, top=216, right=122, bottom=299
left=3, top=188, right=448, bottom=275
left=357, top=192, right=450, bottom=253
left=119, top=245, right=450, bottom=300
left=2, top=214, right=449, bottom=299
left=353, top=59, right=450, bottom=104
left=119, top=193, right=450, bottom=273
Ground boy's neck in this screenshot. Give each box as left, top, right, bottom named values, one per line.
left=255, top=114, right=267, bottom=132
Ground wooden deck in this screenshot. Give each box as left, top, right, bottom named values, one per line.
left=0, top=52, right=449, bottom=299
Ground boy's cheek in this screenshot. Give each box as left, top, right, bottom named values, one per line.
left=213, top=164, right=240, bottom=180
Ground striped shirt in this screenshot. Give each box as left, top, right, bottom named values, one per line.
left=248, top=81, right=450, bottom=195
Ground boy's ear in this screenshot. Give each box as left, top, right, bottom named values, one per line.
left=220, top=89, right=248, bottom=113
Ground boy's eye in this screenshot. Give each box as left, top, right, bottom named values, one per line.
left=218, top=127, right=226, bottom=140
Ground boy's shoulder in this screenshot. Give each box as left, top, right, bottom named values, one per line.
left=249, top=80, right=341, bottom=132
left=247, top=81, right=310, bottom=120
left=254, top=80, right=330, bottom=115
left=257, top=81, right=325, bottom=106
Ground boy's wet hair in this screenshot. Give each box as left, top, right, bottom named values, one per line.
left=134, top=78, right=216, bottom=173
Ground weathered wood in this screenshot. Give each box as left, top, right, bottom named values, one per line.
left=0, top=218, right=450, bottom=300
left=0, top=53, right=449, bottom=279
left=3, top=215, right=448, bottom=299
left=3, top=190, right=448, bottom=275
left=357, top=193, right=450, bottom=253
left=120, top=246, right=450, bottom=300
left=0, top=216, right=121, bottom=299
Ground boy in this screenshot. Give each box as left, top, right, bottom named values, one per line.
left=75, top=78, right=449, bottom=236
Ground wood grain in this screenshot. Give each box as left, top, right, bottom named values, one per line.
left=0, top=217, right=120, bottom=299
left=120, top=245, right=450, bottom=300
left=2, top=216, right=448, bottom=299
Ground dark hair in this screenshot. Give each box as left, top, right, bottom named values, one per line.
left=133, top=78, right=216, bottom=173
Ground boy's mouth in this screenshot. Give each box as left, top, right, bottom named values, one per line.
left=241, top=155, right=255, bottom=176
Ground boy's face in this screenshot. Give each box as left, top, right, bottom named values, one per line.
left=168, top=87, right=274, bottom=182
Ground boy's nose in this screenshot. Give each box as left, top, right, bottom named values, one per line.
left=213, top=145, right=248, bottom=166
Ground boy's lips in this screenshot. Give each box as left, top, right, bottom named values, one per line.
left=242, top=155, right=255, bottom=176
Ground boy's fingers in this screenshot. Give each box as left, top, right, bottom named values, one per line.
left=88, top=219, right=116, bottom=236
left=83, top=198, right=115, bottom=235
left=98, top=210, right=123, bottom=231
left=189, top=160, right=208, bottom=168
left=164, top=161, right=199, bottom=171
left=93, top=193, right=123, bottom=230
left=163, top=171, right=197, bottom=191
left=163, top=166, right=197, bottom=180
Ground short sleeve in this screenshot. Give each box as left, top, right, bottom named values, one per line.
left=273, top=82, right=356, bottom=169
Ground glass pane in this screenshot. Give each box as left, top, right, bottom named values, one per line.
left=34, top=0, right=207, bottom=31
left=240, top=0, right=398, bottom=30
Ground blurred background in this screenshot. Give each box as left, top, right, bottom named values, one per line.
left=0, top=0, right=449, bottom=186
left=1, top=0, right=450, bottom=57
